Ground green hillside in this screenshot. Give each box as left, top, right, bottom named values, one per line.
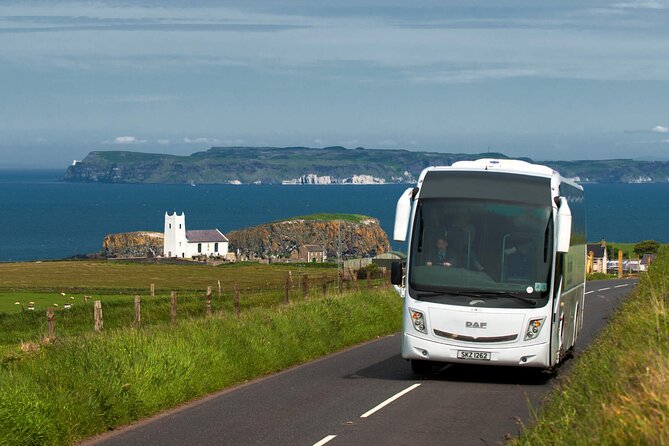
left=63, top=146, right=669, bottom=184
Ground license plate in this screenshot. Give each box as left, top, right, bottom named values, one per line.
left=457, top=350, right=491, bottom=361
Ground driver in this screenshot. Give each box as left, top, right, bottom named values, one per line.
left=426, top=237, right=457, bottom=267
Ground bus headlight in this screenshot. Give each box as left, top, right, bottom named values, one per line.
left=409, top=309, right=427, bottom=334
left=524, top=317, right=546, bottom=340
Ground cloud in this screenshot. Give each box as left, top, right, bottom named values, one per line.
left=652, top=125, right=669, bottom=133
left=612, top=1, right=668, bottom=9
left=3, top=1, right=669, bottom=85
left=103, top=136, right=147, bottom=144
left=183, top=137, right=221, bottom=144
left=156, top=139, right=171, bottom=145
left=112, top=95, right=179, bottom=103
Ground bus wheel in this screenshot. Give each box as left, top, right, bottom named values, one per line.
left=411, top=359, right=432, bottom=376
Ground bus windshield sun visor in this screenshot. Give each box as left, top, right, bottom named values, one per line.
left=420, top=171, right=551, bottom=206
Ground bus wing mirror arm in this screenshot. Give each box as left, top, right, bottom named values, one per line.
left=393, top=187, right=417, bottom=242
left=556, top=196, right=572, bottom=253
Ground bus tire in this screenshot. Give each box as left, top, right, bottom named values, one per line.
left=411, top=359, right=432, bottom=376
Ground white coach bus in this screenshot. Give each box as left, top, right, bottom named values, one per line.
left=390, top=159, right=586, bottom=374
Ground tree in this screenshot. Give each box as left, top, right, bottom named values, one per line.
left=633, top=240, right=660, bottom=257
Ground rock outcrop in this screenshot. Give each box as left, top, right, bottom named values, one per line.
left=102, top=231, right=164, bottom=258
left=227, top=215, right=390, bottom=260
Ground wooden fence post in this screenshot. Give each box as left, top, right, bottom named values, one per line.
left=94, top=300, right=103, bottom=332
left=302, top=274, right=309, bottom=300
left=206, top=286, right=213, bottom=317
left=150, top=283, right=155, bottom=298
left=618, top=249, right=623, bottom=278
left=170, top=291, right=177, bottom=325
left=233, top=283, right=240, bottom=317
left=284, top=273, right=291, bottom=305
left=321, top=274, right=328, bottom=296
left=134, top=295, right=141, bottom=329
left=217, top=280, right=222, bottom=301
left=46, top=307, right=55, bottom=340
left=349, top=268, right=359, bottom=291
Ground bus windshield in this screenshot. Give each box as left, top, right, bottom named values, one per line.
left=409, top=198, right=553, bottom=307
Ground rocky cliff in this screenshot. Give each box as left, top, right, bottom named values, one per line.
left=227, top=215, right=390, bottom=260
left=102, top=231, right=164, bottom=258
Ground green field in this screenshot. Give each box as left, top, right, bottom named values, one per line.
left=0, top=260, right=370, bottom=357
left=514, top=248, right=669, bottom=444
left=285, top=213, right=372, bottom=223
left=0, top=260, right=332, bottom=294
left=0, top=260, right=338, bottom=313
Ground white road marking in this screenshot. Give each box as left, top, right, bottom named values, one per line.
left=585, top=291, right=594, bottom=295
left=614, top=284, right=629, bottom=288
left=313, top=435, right=337, bottom=446
left=360, top=383, right=421, bottom=418
left=598, top=287, right=611, bottom=291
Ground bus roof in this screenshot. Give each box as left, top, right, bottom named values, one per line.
left=415, top=158, right=583, bottom=198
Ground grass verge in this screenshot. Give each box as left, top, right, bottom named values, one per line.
left=512, top=248, right=669, bottom=445
left=0, top=289, right=402, bottom=446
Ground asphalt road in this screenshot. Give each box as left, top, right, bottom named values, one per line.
left=86, top=278, right=636, bottom=446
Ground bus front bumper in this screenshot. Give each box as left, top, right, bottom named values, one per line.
left=402, top=333, right=550, bottom=368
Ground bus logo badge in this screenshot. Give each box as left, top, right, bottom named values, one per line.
left=466, top=321, right=487, bottom=329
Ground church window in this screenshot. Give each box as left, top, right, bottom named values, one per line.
left=198, top=243, right=202, bottom=253
left=214, top=243, right=219, bottom=252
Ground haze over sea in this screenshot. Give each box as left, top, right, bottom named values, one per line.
left=1, top=169, right=668, bottom=262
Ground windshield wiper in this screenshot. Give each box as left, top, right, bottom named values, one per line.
left=416, top=290, right=461, bottom=298
left=472, top=291, right=538, bottom=306
left=416, top=290, right=538, bottom=306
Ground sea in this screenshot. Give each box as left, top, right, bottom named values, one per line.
left=1, top=169, right=668, bottom=262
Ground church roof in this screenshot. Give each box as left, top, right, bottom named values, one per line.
left=302, top=244, right=325, bottom=252
left=186, top=229, right=228, bottom=243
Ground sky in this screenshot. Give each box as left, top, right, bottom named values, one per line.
left=1, top=0, right=669, bottom=168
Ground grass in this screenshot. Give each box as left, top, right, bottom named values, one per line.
left=586, top=272, right=615, bottom=281
left=513, top=247, right=669, bottom=445
left=0, top=289, right=402, bottom=446
left=279, top=213, right=372, bottom=223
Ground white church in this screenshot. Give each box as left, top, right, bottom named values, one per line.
left=163, top=212, right=229, bottom=259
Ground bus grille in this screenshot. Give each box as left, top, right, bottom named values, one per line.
left=433, top=328, right=518, bottom=343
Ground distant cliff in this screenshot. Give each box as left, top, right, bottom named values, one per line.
left=64, top=146, right=669, bottom=185
left=102, top=231, right=164, bottom=258
left=227, top=214, right=390, bottom=260
left=64, top=146, right=521, bottom=185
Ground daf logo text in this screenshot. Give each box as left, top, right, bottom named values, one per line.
left=466, top=321, right=487, bottom=329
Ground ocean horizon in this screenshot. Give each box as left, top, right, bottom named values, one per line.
left=1, top=169, right=668, bottom=262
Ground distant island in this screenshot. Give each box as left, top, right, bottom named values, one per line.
left=63, top=146, right=669, bottom=184
left=101, top=213, right=389, bottom=261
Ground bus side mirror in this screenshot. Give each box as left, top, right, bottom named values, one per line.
left=393, top=187, right=415, bottom=242
left=556, top=197, right=572, bottom=253
left=391, top=261, right=404, bottom=285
